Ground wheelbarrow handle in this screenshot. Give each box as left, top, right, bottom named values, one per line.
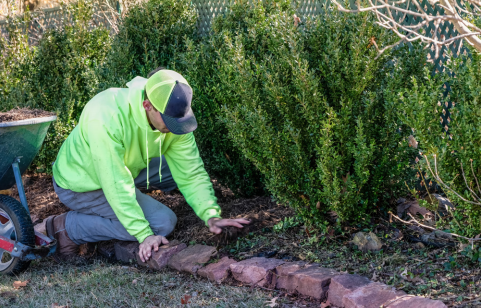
left=11, top=157, right=29, bottom=216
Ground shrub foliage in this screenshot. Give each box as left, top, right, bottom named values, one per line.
left=1, top=0, right=438, bottom=226
left=208, top=1, right=428, bottom=224
left=400, top=50, right=481, bottom=236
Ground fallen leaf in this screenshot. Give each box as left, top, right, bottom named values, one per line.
left=408, top=135, right=418, bottom=148
left=265, top=297, right=278, bottom=307
left=397, top=200, right=416, bottom=216
left=321, top=301, right=331, bottom=308
left=293, top=14, right=300, bottom=27
left=407, top=201, right=433, bottom=218
left=13, top=280, right=29, bottom=289
left=181, top=294, right=191, bottom=304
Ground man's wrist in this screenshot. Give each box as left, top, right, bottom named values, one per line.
left=206, top=216, right=222, bottom=227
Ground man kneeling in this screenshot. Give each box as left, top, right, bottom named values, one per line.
left=47, top=68, right=249, bottom=262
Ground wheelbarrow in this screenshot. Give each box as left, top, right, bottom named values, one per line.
left=0, top=115, right=58, bottom=275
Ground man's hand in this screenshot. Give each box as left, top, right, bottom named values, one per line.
left=138, top=235, right=169, bottom=262
left=208, top=217, right=251, bottom=234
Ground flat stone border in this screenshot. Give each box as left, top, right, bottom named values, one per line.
left=105, top=241, right=447, bottom=308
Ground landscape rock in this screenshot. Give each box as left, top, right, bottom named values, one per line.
left=137, top=240, right=187, bottom=270
left=198, top=257, right=237, bottom=283
left=114, top=241, right=139, bottom=263
left=328, top=274, right=372, bottom=307
left=289, top=267, right=339, bottom=300
left=168, top=244, right=217, bottom=274
left=387, top=296, right=447, bottom=308
left=352, top=232, right=383, bottom=252
left=230, top=257, right=285, bottom=287
left=273, top=261, right=317, bottom=290
left=343, top=282, right=406, bottom=308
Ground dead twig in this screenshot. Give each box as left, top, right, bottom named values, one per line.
left=389, top=211, right=481, bottom=248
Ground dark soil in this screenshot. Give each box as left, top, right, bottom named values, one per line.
left=10, top=173, right=294, bottom=245
left=0, top=108, right=55, bottom=123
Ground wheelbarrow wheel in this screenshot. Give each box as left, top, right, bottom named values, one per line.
left=0, top=194, right=35, bottom=275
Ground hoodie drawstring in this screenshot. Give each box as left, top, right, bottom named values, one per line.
left=146, top=128, right=149, bottom=190
left=145, top=128, right=163, bottom=190
left=159, top=139, right=163, bottom=183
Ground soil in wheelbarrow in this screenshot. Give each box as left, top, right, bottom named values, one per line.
left=0, top=108, right=55, bottom=123
left=10, top=173, right=294, bottom=245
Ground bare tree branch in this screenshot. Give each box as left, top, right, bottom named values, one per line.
left=332, top=0, right=481, bottom=56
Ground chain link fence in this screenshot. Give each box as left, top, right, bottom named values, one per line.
left=0, top=0, right=469, bottom=70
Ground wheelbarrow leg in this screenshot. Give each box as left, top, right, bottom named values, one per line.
left=11, top=157, right=30, bottom=216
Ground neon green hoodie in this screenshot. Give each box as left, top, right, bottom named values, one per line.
left=52, top=76, right=221, bottom=243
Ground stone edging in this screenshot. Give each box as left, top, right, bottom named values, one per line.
left=107, top=240, right=447, bottom=308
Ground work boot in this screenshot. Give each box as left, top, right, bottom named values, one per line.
left=45, top=213, right=79, bottom=262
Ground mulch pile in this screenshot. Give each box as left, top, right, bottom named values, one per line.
left=10, top=173, right=294, bottom=245
left=0, top=108, right=55, bottom=123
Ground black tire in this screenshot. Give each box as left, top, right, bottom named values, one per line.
left=0, top=194, right=35, bottom=275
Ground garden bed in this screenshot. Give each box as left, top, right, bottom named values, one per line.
left=10, top=173, right=294, bottom=245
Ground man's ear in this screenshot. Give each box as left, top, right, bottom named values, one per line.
left=143, top=100, right=153, bottom=111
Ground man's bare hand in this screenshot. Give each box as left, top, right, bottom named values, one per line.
left=208, top=217, right=251, bottom=234
left=138, top=235, right=169, bottom=262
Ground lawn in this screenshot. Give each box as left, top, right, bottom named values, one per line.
left=0, top=258, right=281, bottom=307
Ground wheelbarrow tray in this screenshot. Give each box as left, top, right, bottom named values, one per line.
left=0, top=115, right=58, bottom=270
left=0, top=116, right=57, bottom=190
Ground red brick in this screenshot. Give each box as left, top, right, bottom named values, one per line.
left=289, top=267, right=339, bottom=300
left=387, top=296, right=447, bottom=308
left=137, top=240, right=187, bottom=270
left=328, top=274, right=372, bottom=307
left=273, top=261, right=317, bottom=290
left=114, top=241, right=139, bottom=263
left=343, top=282, right=406, bottom=308
left=168, top=244, right=217, bottom=274
left=230, top=257, right=285, bottom=287
left=198, top=257, right=237, bottom=283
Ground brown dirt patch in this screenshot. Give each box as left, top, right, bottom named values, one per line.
left=0, top=108, right=55, bottom=123
left=9, top=173, right=294, bottom=245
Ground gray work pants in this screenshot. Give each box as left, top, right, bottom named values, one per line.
left=53, top=156, right=178, bottom=245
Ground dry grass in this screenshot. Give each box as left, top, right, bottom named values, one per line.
left=0, top=258, right=285, bottom=307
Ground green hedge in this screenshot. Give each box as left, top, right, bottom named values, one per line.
left=1, top=0, right=437, bottom=226
left=204, top=0, right=429, bottom=225
left=400, top=50, right=481, bottom=237
left=98, top=0, right=197, bottom=89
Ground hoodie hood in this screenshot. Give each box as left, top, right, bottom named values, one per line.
left=127, top=76, right=150, bottom=130
left=126, top=76, right=164, bottom=189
